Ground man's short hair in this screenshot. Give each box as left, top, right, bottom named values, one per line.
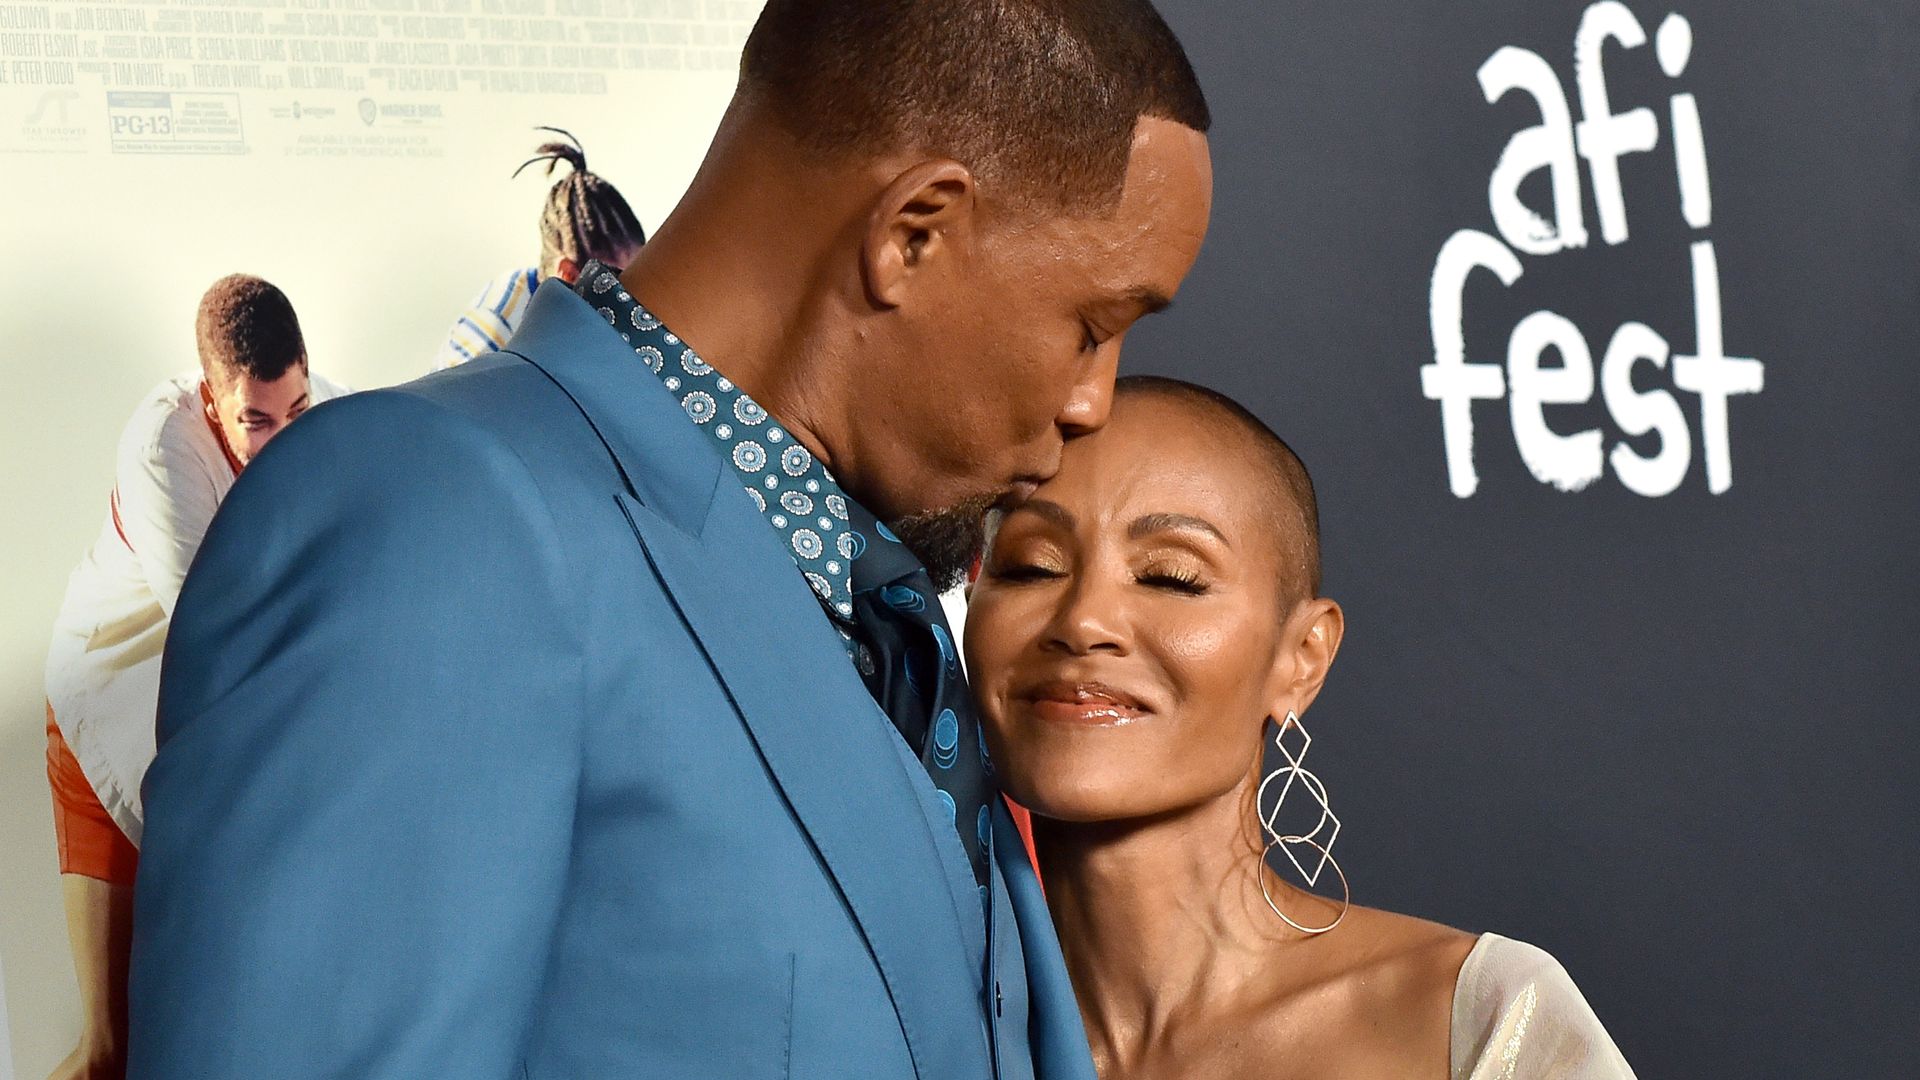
left=195, top=274, right=306, bottom=385
left=1114, top=375, right=1322, bottom=604
left=739, top=0, right=1210, bottom=212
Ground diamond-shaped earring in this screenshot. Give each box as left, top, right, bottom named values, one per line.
left=1255, top=710, right=1350, bottom=935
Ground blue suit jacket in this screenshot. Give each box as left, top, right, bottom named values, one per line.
left=129, top=281, right=1096, bottom=1080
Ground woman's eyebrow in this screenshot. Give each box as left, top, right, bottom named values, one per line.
left=1127, top=512, right=1228, bottom=544
left=1006, top=498, right=1075, bottom=529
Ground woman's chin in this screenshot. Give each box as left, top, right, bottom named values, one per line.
left=1004, top=770, right=1167, bottom=826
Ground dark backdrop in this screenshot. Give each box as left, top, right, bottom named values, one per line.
left=1135, top=2, right=1919, bottom=1076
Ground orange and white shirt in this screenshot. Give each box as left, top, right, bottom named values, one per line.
left=44, top=370, right=349, bottom=843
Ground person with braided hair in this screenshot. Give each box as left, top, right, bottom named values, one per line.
left=433, top=127, right=648, bottom=370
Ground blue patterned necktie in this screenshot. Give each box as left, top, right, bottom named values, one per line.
left=570, top=262, right=992, bottom=890
left=841, top=503, right=994, bottom=889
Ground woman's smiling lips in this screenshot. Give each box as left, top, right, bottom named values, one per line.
left=1019, top=679, right=1153, bottom=726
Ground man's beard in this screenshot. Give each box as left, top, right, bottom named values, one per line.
left=888, top=492, right=999, bottom=593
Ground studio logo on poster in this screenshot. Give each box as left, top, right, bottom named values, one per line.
left=1421, top=2, right=1765, bottom=498
left=18, top=88, right=84, bottom=151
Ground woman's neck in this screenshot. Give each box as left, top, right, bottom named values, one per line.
left=1035, top=783, right=1291, bottom=1068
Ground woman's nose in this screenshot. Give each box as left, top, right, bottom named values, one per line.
left=1043, top=572, right=1129, bottom=656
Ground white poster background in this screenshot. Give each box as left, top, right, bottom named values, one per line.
left=0, top=2, right=762, bottom=1073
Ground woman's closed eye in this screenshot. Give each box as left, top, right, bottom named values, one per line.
left=1135, top=559, right=1210, bottom=595
left=986, top=559, right=1067, bottom=583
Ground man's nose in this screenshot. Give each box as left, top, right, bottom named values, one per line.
left=1056, top=342, right=1120, bottom=438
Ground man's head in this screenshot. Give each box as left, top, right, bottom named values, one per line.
left=195, top=274, right=311, bottom=464
left=739, top=0, right=1212, bottom=215
left=517, top=128, right=646, bottom=282
left=663, top=0, right=1213, bottom=584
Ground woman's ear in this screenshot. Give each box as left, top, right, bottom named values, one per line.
left=861, top=158, right=977, bottom=309
left=1268, top=597, right=1345, bottom=719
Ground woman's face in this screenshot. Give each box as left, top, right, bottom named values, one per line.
left=965, top=394, right=1338, bottom=823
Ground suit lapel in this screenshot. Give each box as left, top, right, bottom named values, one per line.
left=503, top=281, right=717, bottom=534
left=996, top=802, right=1097, bottom=1080
left=506, top=281, right=990, bottom=1080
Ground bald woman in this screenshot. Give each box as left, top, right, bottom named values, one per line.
left=963, top=376, right=1635, bottom=1080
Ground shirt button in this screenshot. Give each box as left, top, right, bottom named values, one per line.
left=994, top=981, right=1003, bottom=1017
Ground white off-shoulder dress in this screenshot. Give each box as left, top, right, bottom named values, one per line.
left=1451, top=935, right=1636, bottom=1079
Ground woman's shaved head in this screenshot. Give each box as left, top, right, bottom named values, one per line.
left=1112, top=375, right=1321, bottom=604
left=965, top=373, right=1345, bottom=829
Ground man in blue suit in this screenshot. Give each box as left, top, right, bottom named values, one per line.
left=129, top=2, right=1212, bottom=1076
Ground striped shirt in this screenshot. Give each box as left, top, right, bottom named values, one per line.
left=433, top=266, right=541, bottom=370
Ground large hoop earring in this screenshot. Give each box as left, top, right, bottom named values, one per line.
left=1255, top=710, right=1351, bottom=935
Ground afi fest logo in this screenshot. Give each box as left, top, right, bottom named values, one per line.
left=1420, top=3, right=1765, bottom=498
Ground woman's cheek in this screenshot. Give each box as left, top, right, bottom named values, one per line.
left=1153, top=615, right=1234, bottom=670
left=962, top=588, right=1010, bottom=662
left=964, top=588, right=1031, bottom=700
left=1150, top=611, right=1275, bottom=709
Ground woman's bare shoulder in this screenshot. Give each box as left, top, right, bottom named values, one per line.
left=1237, top=907, right=1479, bottom=1080
left=1337, top=904, right=1482, bottom=1000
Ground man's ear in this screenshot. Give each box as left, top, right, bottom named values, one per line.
left=1269, top=598, right=1345, bottom=720
left=861, top=159, right=977, bottom=309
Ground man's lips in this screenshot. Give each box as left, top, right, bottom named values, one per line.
left=1019, top=680, right=1153, bottom=726
left=1004, top=475, right=1047, bottom=504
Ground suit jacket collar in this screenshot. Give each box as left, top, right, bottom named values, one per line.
left=502, top=279, right=997, bottom=1080
left=504, top=279, right=721, bottom=537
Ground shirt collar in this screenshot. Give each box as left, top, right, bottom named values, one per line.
left=571, top=261, right=863, bottom=623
